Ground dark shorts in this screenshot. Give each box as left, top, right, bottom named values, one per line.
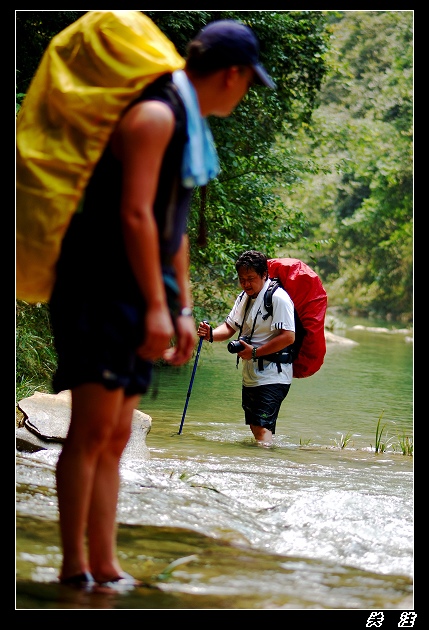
left=49, top=291, right=152, bottom=396
left=242, top=383, right=290, bottom=434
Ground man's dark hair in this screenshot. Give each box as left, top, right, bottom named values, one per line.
left=235, top=250, right=268, bottom=278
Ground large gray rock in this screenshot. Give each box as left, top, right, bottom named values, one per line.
left=16, top=390, right=152, bottom=460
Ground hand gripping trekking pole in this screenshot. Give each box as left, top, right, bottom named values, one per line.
left=178, top=321, right=208, bottom=435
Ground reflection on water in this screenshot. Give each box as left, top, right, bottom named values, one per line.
left=16, top=316, right=414, bottom=610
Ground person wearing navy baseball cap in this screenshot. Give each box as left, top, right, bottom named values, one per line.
left=186, top=19, right=276, bottom=91
left=48, top=14, right=275, bottom=593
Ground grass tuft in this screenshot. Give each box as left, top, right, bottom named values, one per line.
left=394, top=432, right=413, bottom=456
left=333, top=431, right=354, bottom=449
left=371, top=410, right=395, bottom=453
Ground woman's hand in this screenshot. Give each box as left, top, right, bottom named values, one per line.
left=137, top=306, right=175, bottom=361
left=163, top=314, right=197, bottom=366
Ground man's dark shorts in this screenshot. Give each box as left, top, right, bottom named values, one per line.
left=242, top=383, right=290, bottom=434
left=49, top=292, right=152, bottom=396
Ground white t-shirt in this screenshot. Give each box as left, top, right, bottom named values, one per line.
left=225, top=278, right=295, bottom=387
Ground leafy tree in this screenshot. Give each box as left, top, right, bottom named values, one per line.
left=15, top=10, right=86, bottom=110
left=15, top=10, right=330, bottom=393
left=16, top=10, right=331, bottom=323
left=172, top=11, right=330, bottom=321
left=284, top=10, right=413, bottom=322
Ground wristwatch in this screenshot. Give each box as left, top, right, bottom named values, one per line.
left=252, top=346, right=258, bottom=361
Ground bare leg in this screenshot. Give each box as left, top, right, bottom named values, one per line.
left=56, top=383, right=137, bottom=581
left=250, top=424, right=273, bottom=446
left=87, top=393, right=138, bottom=582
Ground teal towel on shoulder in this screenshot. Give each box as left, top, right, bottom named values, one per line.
left=172, top=69, right=220, bottom=188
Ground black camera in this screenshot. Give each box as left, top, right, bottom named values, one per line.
left=227, top=336, right=251, bottom=354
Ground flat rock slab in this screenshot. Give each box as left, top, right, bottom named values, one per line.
left=16, top=390, right=152, bottom=460
left=325, top=331, right=358, bottom=345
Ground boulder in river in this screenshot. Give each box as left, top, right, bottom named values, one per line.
left=16, top=390, right=152, bottom=460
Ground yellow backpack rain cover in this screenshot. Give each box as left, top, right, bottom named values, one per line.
left=16, top=10, right=185, bottom=303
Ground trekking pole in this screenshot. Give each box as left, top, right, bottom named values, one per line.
left=178, top=322, right=208, bottom=435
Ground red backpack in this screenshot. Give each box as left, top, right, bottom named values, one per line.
left=266, top=258, right=328, bottom=378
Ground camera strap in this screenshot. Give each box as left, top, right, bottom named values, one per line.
left=236, top=285, right=289, bottom=373
left=235, top=295, right=252, bottom=368
left=235, top=295, right=262, bottom=369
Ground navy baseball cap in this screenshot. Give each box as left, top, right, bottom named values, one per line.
left=193, top=19, right=276, bottom=89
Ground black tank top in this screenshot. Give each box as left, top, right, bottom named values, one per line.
left=55, top=73, right=191, bottom=299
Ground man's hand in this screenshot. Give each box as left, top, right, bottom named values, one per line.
left=197, top=320, right=211, bottom=340
left=237, top=339, right=253, bottom=361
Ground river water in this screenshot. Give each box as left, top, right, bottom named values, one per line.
left=15, top=313, right=414, bottom=612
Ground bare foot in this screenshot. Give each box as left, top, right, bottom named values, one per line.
left=256, top=440, right=273, bottom=448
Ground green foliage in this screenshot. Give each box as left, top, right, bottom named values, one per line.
left=15, top=10, right=331, bottom=324
left=16, top=93, right=26, bottom=115
left=15, top=11, right=87, bottom=94
left=151, top=11, right=331, bottom=321
left=15, top=10, right=413, bottom=403
left=16, top=301, right=57, bottom=401
left=283, top=11, right=413, bottom=323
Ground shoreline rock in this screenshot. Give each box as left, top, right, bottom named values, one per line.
left=16, top=390, right=152, bottom=460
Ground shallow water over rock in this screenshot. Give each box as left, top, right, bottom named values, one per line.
left=16, top=316, right=414, bottom=611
